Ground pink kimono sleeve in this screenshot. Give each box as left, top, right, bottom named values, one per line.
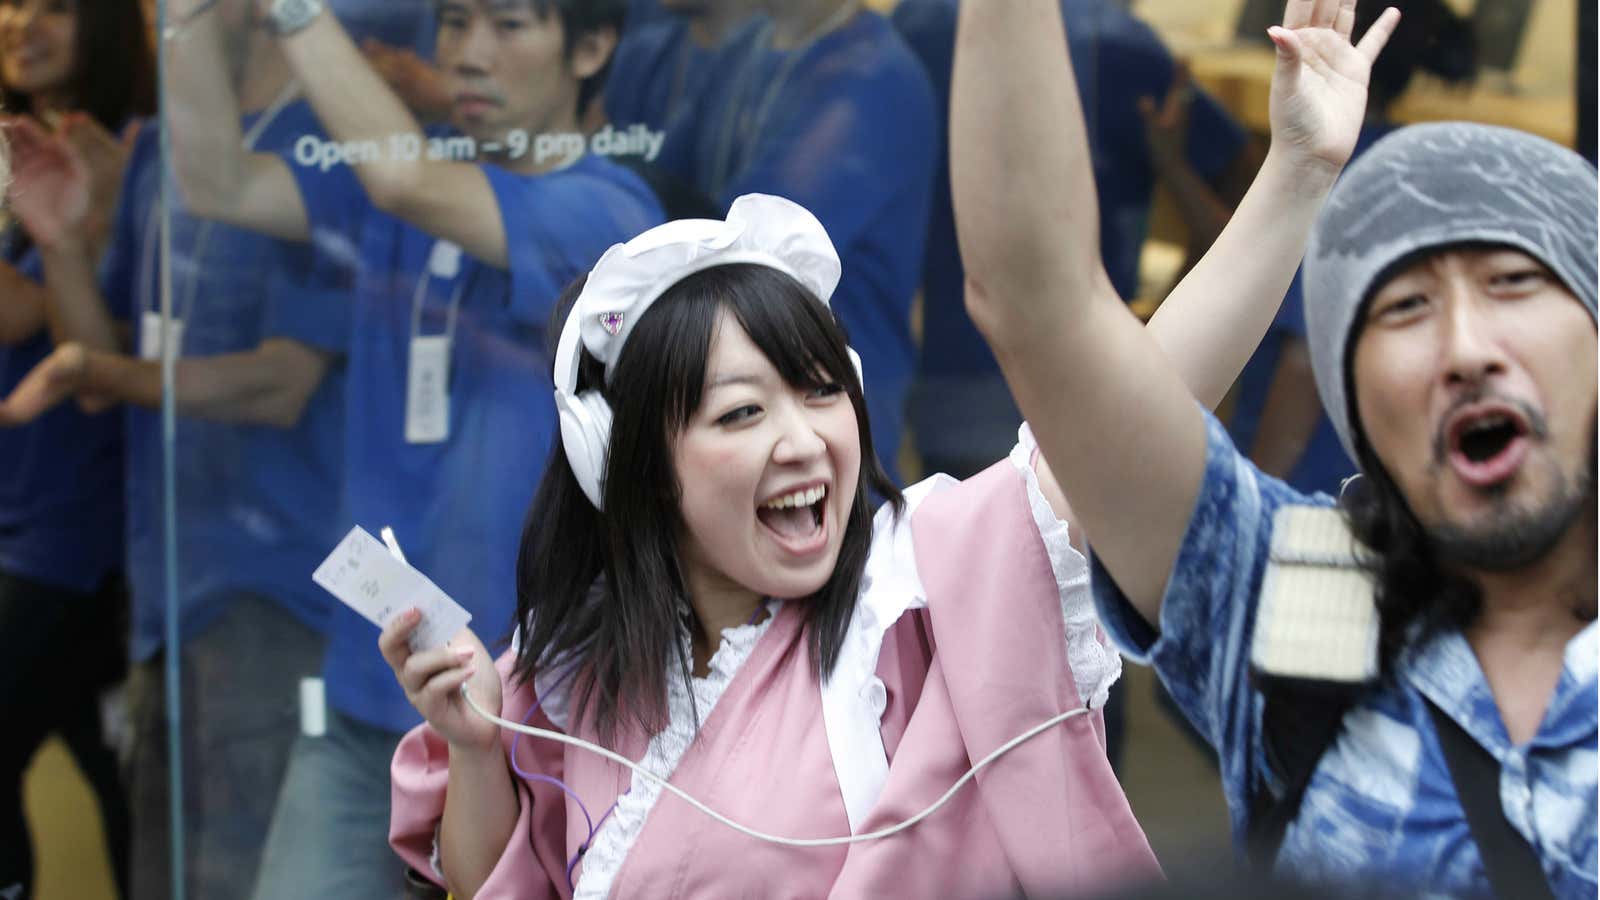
left=389, top=649, right=572, bottom=899
left=908, top=459, right=1161, bottom=893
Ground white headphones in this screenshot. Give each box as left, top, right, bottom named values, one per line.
left=553, top=194, right=863, bottom=510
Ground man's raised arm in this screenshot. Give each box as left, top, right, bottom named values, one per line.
left=952, top=0, right=1395, bottom=628
left=166, top=0, right=311, bottom=242
left=951, top=0, right=1209, bottom=623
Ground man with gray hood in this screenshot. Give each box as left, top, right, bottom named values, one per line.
left=953, top=1, right=1596, bottom=897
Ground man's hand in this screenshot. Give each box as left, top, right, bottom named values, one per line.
left=1266, top=0, right=1399, bottom=176
left=3, top=117, right=94, bottom=250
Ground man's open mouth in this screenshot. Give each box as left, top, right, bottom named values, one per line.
left=1445, top=405, right=1534, bottom=488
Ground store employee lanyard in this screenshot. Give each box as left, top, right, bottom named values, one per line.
left=707, top=2, right=859, bottom=198
left=136, top=83, right=299, bottom=361
left=404, top=239, right=467, bottom=445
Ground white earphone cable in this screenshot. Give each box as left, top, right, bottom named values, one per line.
left=460, top=685, right=1090, bottom=848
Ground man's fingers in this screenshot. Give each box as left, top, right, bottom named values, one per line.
left=1355, top=7, right=1401, bottom=64
left=1280, top=0, right=1315, bottom=30
left=1308, top=0, right=1341, bottom=29
left=1333, top=0, right=1357, bottom=41
left=1267, top=25, right=1304, bottom=88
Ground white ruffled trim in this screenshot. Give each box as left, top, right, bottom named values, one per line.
left=572, top=606, right=777, bottom=899
left=820, top=478, right=954, bottom=831
left=1009, top=423, right=1122, bottom=710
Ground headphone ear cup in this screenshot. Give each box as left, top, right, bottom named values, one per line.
left=555, top=389, right=614, bottom=510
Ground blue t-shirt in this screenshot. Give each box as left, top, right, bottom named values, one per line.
left=1227, top=124, right=1393, bottom=496
left=626, top=0, right=667, bottom=29
left=103, top=105, right=353, bottom=662
left=605, top=16, right=764, bottom=134
left=893, top=0, right=1247, bottom=466
left=290, top=149, right=664, bottom=733
left=655, top=11, right=937, bottom=481
left=0, top=239, right=125, bottom=593
left=1090, top=410, right=1597, bottom=898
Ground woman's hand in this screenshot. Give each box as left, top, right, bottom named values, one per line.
left=380, top=614, right=504, bottom=755
left=3, top=116, right=93, bottom=249
left=1265, top=0, right=1399, bottom=176
left=59, top=113, right=138, bottom=247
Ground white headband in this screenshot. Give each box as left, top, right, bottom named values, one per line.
left=553, top=193, right=853, bottom=510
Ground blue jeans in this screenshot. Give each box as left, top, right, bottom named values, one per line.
left=250, top=710, right=408, bottom=900
left=127, top=593, right=323, bottom=900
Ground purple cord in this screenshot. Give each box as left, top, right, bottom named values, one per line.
left=531, top=612, right=767, bottom=890
left=504, top=664, right=630, bottom=892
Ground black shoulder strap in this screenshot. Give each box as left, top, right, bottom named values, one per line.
left=1245, top=675, right=1358, bottom=868
left=1423, top=697, right=1556, bottom=900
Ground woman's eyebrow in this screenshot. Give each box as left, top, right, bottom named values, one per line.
left=707, top=372, right=766, bottom=390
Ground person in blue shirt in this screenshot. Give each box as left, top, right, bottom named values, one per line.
left=1225, top=0, right=1478, bottom=498
left=892, top=0, right=1252, bottom=482
left=5, top=14, right=359, bottom=895
left=603, top=0, right=761, bottom=135
left=958, top=1, right=1596, bottom=897
left=653, top=0, right=936, bottom=482
left=165, top=0, right=663, bottom=895
left=0, top=1, right=152, bottom=897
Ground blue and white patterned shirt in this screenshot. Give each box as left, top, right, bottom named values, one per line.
left=1092, top=411, right=1598, bottom=899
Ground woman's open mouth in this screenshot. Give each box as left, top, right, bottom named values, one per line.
left=756, top=483, right=829, bottom=555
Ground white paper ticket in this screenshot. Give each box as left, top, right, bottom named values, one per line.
left=312, top=526, right=472, bottom=652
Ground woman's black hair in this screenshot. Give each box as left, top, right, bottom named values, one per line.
left=1, top=0, right=157, bottom=130
left=512, top=263, right=902, bottom=743
left=1356, top=0, right=1477, bottom=113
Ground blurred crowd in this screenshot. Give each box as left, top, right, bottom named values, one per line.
left=0, top=0, right=1577, bottom=898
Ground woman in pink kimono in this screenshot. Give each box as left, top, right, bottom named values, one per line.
left=379, top=1, right=1394, bottom=896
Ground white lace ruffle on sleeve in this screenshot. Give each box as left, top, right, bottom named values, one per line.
left=1008, top=422, right=1122, bottom=710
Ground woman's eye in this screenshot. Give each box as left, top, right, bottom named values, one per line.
left=495, top=17, right=526, bottom=32
left=809, top=382, right=845, bottom=400
left=716, top=405, right=761, bottom=426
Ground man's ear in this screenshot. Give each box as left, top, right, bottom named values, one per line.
left=568, top=25, right=619, bottom=82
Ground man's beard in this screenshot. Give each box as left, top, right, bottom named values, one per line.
left=1427, top=443, right=1596, bottom=573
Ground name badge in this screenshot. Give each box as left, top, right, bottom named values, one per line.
left=138, top=311, right=186, bottom=361
left=405, top=334, right=452, bottom=444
